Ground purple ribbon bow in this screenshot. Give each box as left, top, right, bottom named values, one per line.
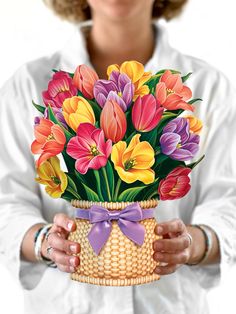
left=75, top=203, right=154, bottom=255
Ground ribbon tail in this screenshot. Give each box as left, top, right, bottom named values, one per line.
left=118, top=219, right=145, bottom=246
left=88, top=221, right=112, bottom=255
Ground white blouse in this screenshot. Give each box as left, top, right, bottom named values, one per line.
left=0, top=19, right=236, bottom=314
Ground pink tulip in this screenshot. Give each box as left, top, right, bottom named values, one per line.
left=66, top=123, right=112, bottom=174
left=155, top=70, right=194, bottom=111
left=132, top=95, right=164, bottom=132
left=42, top=71, right=77, bottom=108
left=100, top=99, right=127, bottom=143
left=73, top=64, right=99, bottom=99
left=158, top=167, right=191, bottom=200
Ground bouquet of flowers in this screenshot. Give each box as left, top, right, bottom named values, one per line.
left=31, top=60, right=204, bottom=286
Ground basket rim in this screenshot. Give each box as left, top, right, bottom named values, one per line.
left=71, top=199, right=158, bottom=210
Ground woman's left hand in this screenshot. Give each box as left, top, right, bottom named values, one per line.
left=152, top=219, right=191, bottom=275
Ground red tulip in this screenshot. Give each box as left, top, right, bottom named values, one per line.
left=73, top=64, right=99, bottom=99
left=42, top=71, right=77, bottom=108
left=158, top=167, right=191, bottom=200
left=132, top=95, right=164, bottom=132
left=100, top=99, right=127, bottom=143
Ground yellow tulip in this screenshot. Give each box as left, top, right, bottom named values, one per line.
left=35, top=156, right=68, bottom=198
left=62, top=96, right=95, bottom=132
left=111, top=134, right=155, bottom=184
left=107, top=61, right=152, bottom=100
left=185, top=115, right=203, bottom=134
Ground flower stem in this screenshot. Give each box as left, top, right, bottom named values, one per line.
left=148, top=190, right=158, bottom=200
left=66, top=187, right=81, bottom=200
left=102, top=167, right=112, bottom=201
left=114, top=178, right=122, bottom=201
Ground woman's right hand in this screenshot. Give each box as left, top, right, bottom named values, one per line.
left=41, top=213, right=81, bottom=273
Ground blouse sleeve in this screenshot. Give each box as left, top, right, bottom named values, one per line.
left=0, top=66, right=48, bottom=288
left=190, top=69, right=236, bottom=289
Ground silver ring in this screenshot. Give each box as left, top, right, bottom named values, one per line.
left=45, top=232, right=54, bottom=242
left=46, top=246, right=54, bottom=256
left=186, top=233, right=193, bottom=246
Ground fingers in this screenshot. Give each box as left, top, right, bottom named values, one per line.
left=153, top=234, right=190, bottom=253
left=47, top=231, right=81, bottom=254
left=153, top=249, right=190, bottom=264
left=48, top=247, right=80, bottom=271
left=155, top=219, right=186, bottom=236
left=53, top=213, right=76, bottom=232
left=154, top=264, right=180, bottom=275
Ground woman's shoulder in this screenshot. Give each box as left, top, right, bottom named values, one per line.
left=0, top=51, right=62, bottom=111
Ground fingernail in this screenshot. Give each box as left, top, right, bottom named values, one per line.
left=156, top=226, right=163, bottom=234
left=70, top=257, right=77, bottom=267
left=155, top=267, right=161, bottom=274
left=70, top=245, right=77, bottom=253
left=67, top=221, right=73, bottom=231
left=70, top=266, right=75, bottom=272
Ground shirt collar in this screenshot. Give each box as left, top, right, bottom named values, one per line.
left=59, top=19, right=174, bottom=74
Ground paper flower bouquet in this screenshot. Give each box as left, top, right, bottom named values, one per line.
left=31, top=61, right=204, bottom=286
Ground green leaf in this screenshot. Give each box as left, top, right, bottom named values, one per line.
left=87, top=99, right=102, bottom=122
left=93, top=170, right=104, bottom=201
left=181, top=72, right=192, bottom=82
left=117, top=185, right=147, bottom=202
left=141, top=128, right=157, bottom=147
left=187, top=155, right=205, bottom=170
left=81, top=182, right=100, bottom=201
left=188, top=98, right=203, bottom=105
left=155, top=158, right=186, bottom=179
left=105, top=161, right=115, bottom=199
left=74, top=170, right=87, bottom=185
left=141, top=178, right=159, bottom=200
left=32, top=100, right=45, bottom=114
left=47, top=105, right=73, bottom=143
left=61, top=191, right=74, bottom=202
left=67, top=174, right=78, bottom=192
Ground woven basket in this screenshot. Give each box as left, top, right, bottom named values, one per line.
left=68, top=199, right=161, bottom=286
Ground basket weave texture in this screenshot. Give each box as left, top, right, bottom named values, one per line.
left=68, top=199, right=160, bottom=286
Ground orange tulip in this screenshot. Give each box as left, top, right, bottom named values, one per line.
left=31, top=118, right=66, bottom=167
left=155, top=70, right=193, bottom=111
left=100, top=99, right=127, bottom=143
left=73, top=64, right=99, bottom=99
left=185, top=115, right=203, bottom=134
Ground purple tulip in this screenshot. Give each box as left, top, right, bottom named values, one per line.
left=93, top=71, right=134, bottom=111
left=160, top=117, right=199, bottom=161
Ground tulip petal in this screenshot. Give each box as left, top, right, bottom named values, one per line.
left=160, top=133, right=180, bottom=155
left=131, top=142, right=155, bottom=168
left=181, top=85, right=192, bottom=100
left=31, top=140, right=43, bottom=154
left=51, top=125, right=66, bottom=145
left=155, top=82, right=167, bottom=104
left=160, top=70, right=172, bottom=83
left=122, top=134, right=141, bottom=164
left=75, top=156, right=91, bottom=174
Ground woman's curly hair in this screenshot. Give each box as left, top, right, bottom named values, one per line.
left=43, top=0, right=188, bottom=24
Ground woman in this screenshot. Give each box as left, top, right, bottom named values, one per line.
left=0, top=0, right=236, bottom=313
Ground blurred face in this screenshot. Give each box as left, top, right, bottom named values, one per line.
left=87, top=0, right=155, bottom=22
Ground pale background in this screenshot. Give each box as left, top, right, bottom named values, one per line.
left=0, top=0, right=235, bottom=313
